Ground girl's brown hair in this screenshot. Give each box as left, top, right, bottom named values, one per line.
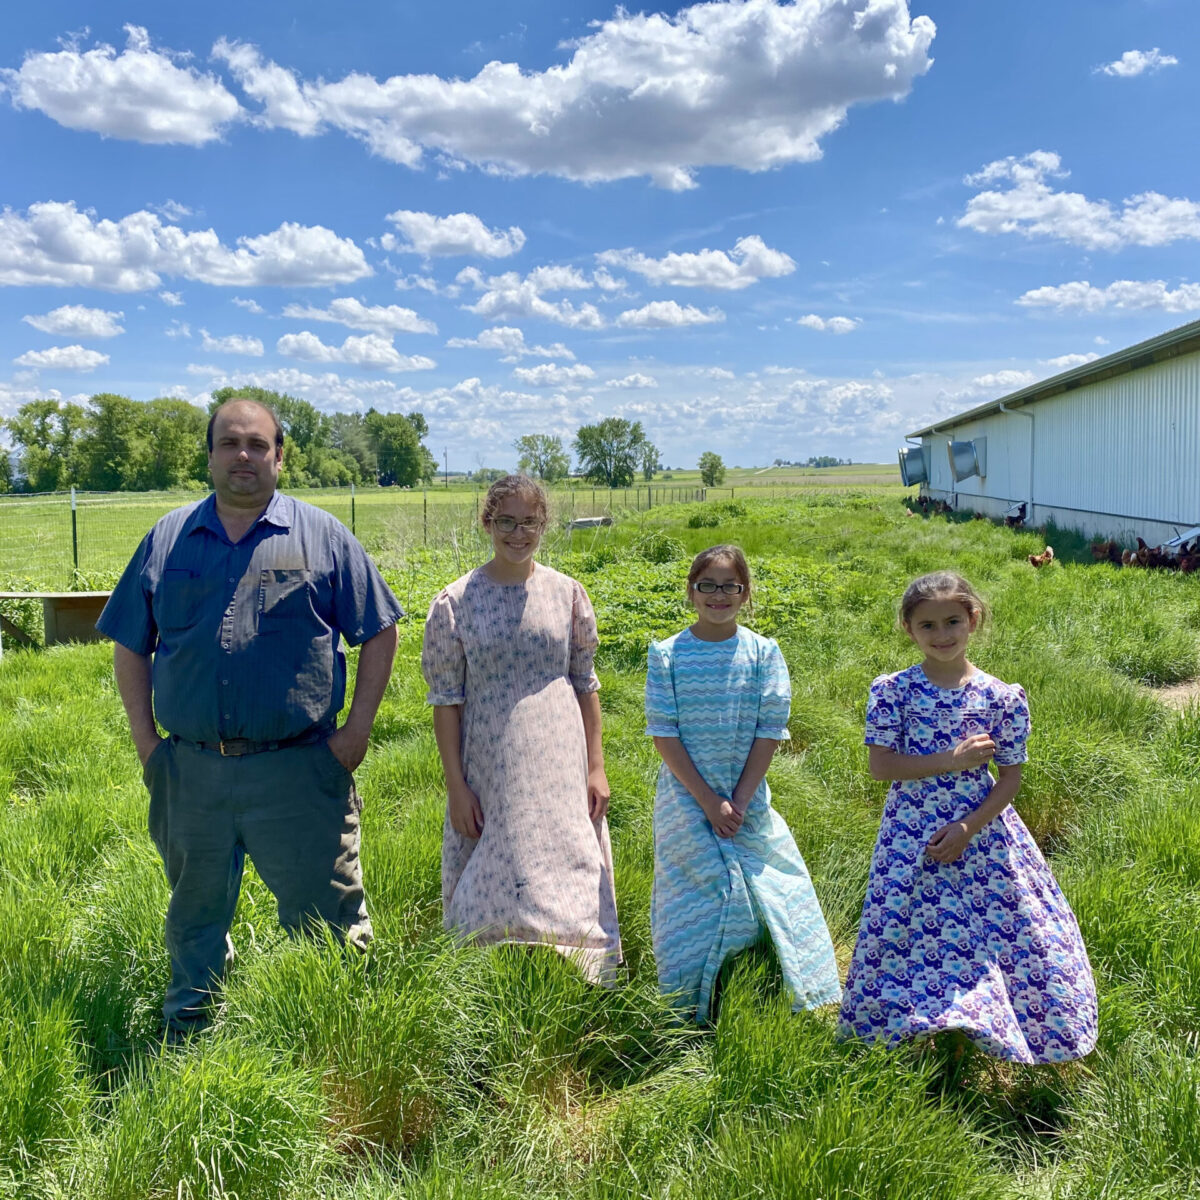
left=898, top=571, right=989, bottom=629
left=687, top=544, right=752, bottom=604
left=480, top=474, right=550, bottom=529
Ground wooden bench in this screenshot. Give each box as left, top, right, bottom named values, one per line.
left=0, top=591, right=112, bottom=658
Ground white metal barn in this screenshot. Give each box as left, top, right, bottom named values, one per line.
left=903, top=318, right=1200, bottom=546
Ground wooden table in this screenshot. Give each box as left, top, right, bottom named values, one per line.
left=0, top=591, right=111, bottom=658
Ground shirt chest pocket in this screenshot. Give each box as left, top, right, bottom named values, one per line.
left=257, top=568, right=315, bottom=629
left=156, top=573, right=213, bottom=636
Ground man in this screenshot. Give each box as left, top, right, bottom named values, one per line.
left=98, top=397, right=401, bottom=1041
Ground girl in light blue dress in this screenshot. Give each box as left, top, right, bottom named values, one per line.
left=646, top=544, right=840, bottom=1022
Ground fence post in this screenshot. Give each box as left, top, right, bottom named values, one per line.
left=350, top=481, right=356, bottom=537
left=70, top=487, right=79, bottom=574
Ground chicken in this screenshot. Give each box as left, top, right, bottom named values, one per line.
left=1028, top=546, right=1055, bottom=568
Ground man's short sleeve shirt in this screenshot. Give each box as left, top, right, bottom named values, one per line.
left=97, top=492, right=403, bottom=743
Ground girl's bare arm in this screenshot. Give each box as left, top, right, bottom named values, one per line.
left=732, top=737, right=780, bottom=812
left=577, top=690, right=611, bottom=819
left=653, top=736, right=742, bottom=838
left=432, top=704, right=484, bottom=838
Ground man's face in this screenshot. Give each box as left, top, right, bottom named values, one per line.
left=208, top=402, right=282, bottom=509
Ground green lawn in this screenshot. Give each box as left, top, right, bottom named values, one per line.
left=2, top=491, right=1198, bottom=1198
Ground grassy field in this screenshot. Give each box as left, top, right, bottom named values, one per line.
left=2, top=490, right=1198, bottom=1198
left=0, top=464, right=898, bottom=591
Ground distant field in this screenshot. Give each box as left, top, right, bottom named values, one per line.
left=1, top=489, right=1198, bottom=1198
left=0, top=467, right=905, bottom=589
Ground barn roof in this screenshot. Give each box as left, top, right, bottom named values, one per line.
left=908, top=316, right=1200, bottom=438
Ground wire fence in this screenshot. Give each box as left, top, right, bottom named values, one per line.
left=0, top=483, right=719, bottom=589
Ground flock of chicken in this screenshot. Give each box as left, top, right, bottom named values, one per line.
left=903, top=496, right=1200, bottom=573
left=1090, top=536, right=1200, bottom=573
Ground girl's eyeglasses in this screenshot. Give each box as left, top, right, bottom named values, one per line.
left=694, top=581, right=745, bottom=594
left=491, top=516, right=544, bottom=533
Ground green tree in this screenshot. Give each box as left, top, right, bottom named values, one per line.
left=514, top=433, right=570, bottom=482
left=77, top=394, right=152, bottom=491
left=327, top=412, right=377, bottom=480
left=4, top=398, right=87, bottom=492
left=640, top=440, right=661, bottom=482
left=0, top=444, right=12, bottom=493
left=698, top=451, right=726, bottom=487
left=139, top=398, right=208, bottom=489
left=364, top=410, right=427, bottom=487
left=572, top=418, right=655, bottom=488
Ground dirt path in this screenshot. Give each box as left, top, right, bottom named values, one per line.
left=1150, top=679, right=1200, bottom=711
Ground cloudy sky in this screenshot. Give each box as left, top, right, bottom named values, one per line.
left=1, top=0, right=1197, bottom=469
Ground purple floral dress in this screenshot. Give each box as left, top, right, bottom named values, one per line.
left=838, top=666, right=1097, bottom=1063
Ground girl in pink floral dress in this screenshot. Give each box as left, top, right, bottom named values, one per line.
left=421, top=476, right=621, bottom=982
left=838, top=571, right=1096, bottom=1062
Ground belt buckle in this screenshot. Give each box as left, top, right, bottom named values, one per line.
left=219, top=739, right=248, bottom=756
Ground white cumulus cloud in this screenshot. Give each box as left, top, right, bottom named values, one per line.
left=159, top=290, right=185, bottom=306
left=1, top=26, right=241, bottom=144
left=511, top=362, right=596, bottom=388
left=0, top=201, right=370, bottom=290
left=456, top=267, right=605, bottom=328
left=1095, top=48, right=1179, bottom=78
left=382, top=210, right=525, bottom=258
left=276, top=330, right=435, bottom=371
left=615, top=301, right=725, bottom=328
left=958, top=151, right=1200, bottom=250
left=1016, top=279, right=1200, bottom=312
left=22, top=304, right=124, bottom=338
left=597, top=235, right=794, bottom=290
left=1042, top=352, right=1100, bottom=370
left=971, top=370, right=1037, bottom=391
left=795, top=313, right=860, bottom=333
left=213, top=0, right=935, bottom=189
left=282, top=297, right=436, bottom=335
left=200, top=329, right=264, bottom=356
left=14, top=344, right=110, bottom=371
left=444, top=326, right=575, bottom=361
left=232, top=296, right=264, bottom=313
left=607, top=373, right=659, bottom=389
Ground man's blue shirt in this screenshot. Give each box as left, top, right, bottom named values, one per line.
left=97, top=491, right=403, bottom=743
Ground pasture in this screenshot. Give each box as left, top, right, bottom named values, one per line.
left=2, top=489, right=1199, bottom=1199
left=0, top=463, right=896, bottom=592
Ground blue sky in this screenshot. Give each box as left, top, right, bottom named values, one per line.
left=1, top=0, right=1196, bottom=470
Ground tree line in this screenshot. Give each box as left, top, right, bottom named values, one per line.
left=0, top=388, right=436, bottom=493
left=1, top=393, right=732, bottom=494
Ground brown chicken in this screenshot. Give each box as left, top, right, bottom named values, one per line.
left=1028, top=546, right=1055, bottom=568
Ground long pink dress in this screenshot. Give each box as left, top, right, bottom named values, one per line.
left=421, top=563, right=622, bottom=982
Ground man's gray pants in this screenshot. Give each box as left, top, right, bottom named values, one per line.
left=143, top=735, right=372, bottom=1032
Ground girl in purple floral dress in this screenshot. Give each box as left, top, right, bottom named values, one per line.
left=838, top=572, right=1097, bottom=1063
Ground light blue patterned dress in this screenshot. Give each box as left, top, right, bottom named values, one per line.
left=646, top=627, right=841, bottom=1022
left=838, top=667, right=1097, bottom=1062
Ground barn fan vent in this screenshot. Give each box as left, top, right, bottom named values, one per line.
left=898, top=446, right=930, bottom=486
left=948, top=437, right=987, bottom=482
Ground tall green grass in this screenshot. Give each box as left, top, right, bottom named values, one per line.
left=0, top=492, right=1196, bottom=1198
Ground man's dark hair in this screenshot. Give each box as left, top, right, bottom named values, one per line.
left=206, top=398, right=285, bottom=453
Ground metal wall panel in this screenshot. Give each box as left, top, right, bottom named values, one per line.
left=1033, top=354, right=1200, bottom=525
left=922, top=351, right=1200, bottom=527
left=921, top=411, right=1031, bottom=507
